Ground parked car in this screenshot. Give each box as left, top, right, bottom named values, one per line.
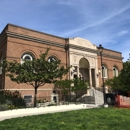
left=105, top=90, right=130, bottom=105
left=105, top=93, right=117, bottom=105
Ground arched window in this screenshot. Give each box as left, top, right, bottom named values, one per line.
left=21, top=53, right=34, bottom=64
left=102, top=65, right=107, bottom=78
left=113, top=66, right=118, bottom=77
left=0, top=55, right=3, bottom=75
left=47, top=56, right=58, bottom=62
left=79, top=58, right=89, bottom=81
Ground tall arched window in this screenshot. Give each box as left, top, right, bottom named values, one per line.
left=21, top=53, right=34, bottom=64
left=0, top=55, right=3, bottom=75
left=79, top=58, right=89, bottom=81
left=102, top=65, right=107, bottom=78
left=113, top=66, right=118, bottom=77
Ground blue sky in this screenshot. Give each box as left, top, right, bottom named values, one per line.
left=0, top=0, right=130, bottom=61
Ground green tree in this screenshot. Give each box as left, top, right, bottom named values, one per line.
left=0, top=48, right=70, bottom=107
left=72, top=78, right=89, bottom=96
left=55, top=78, right=89, bottom=101
left=105, top=76, right=123, bottom=91
left=55, top=79, right=73, bottom=95
left=105, top=61, right=130, bottom=93
left=119, top=61, right=130, bottom=91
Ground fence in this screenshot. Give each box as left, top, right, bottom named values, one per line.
left=0, top=94, right=93, bottom=111
left=26, top=94, right=92, bottom=107
left=115, top=95, right=130, bottom=108
left=0, top=97, right=26, bottom=111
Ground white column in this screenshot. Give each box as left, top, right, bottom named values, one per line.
left=89, top=68, right=92, bottom=87
left=77, top=66, right=79, bottom=77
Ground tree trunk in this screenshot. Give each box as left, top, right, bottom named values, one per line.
left=34, top=87, right=37, bottom=107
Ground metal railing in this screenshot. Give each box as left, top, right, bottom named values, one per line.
left=0, top=94, right=95, bottom=111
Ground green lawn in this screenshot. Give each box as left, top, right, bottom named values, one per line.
left=0, top=108, right=130, bottom=130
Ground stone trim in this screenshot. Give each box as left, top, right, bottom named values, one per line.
left=6, top=31, right=65, bottom=48
left=97, top=52, right=123, bottom=60
left=0, top=32, right=7, bottom=43
left=69, top=44, right=122, bottom=60
left=70, top=51, right=97, bottom=58
left=7, top=23, right=65, bottom=40
left=5, top=88, right=53, bottom=91
left=69, top=44, right=97, bottom=54
left=103, top=48, right=122, bottom=54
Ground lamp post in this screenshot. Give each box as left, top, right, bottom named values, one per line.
left=127, top=53, right=130, bottom=62
left=98, top=44, right=108, bottom=108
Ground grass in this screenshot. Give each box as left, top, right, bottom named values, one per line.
left=0, top=107, right=130, bottom=130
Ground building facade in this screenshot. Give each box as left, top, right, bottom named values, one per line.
left=0, top=24, right=123, bottom=102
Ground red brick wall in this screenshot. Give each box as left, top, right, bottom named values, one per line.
left=98, top=49, right=123, bottom=87
left=1, top=24, right=68, bottom=97
left=0, top=24, right=123, bottom=97
left=7, top=24, right=65, bottom=44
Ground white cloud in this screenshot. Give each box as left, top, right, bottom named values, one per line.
left=117, top=30, right=129, bottom=36
left=0, top=0, right=130, bottom=61
left=61, top=2, right=130, bottom=36
left=58, top=0, right=75, bottom=5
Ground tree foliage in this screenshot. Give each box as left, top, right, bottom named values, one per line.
left=0, top=48, right=70, bottom=107
left=105, top=61, right=130, bottom=92
left=72, top=78, right=89, bottom=92
left=105, top=76, right=123, bottom=91
left=55, top=79, right=73, bottom=95
left=119, top=61, right=130, bottom=91
left=55, top=78, right=89, bottom=96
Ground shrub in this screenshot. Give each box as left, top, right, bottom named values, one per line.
left=0, top=94, right=6, bottom=104
left=37, top=99, right=49, bottom=103
left=0, top=90, right=26, bottom=109
left=0, top=104, right=8, bottom=111
left=7, top=104, right=16, bottom=110
left=11, top=97, right=26, bottom=108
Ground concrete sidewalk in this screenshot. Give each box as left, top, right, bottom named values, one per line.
left=0, top=104, right=100, bottom=121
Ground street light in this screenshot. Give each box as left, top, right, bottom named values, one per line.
left=98, top=44, right=108, bottom=108
left=127, top=53, right=130, bottom=62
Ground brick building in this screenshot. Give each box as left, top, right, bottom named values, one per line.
left=0, top=24, right=123, bottom=102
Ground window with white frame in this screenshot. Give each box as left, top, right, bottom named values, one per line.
left=102, top=65, right=107, bottom=78
left=0, top=55, right=3, bottom=75
left=21, top=53, right=34, bottom=64
left=47, top=56, right=58, bottom=62
left=113, top=66, right=118, bottom=77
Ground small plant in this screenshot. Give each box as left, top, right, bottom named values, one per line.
left=43, top=99, right=48, bottom=103
left=0, top=104, right=8, bottom=111
left=7, top=104, right=16, bottom=110
left=37, top=99, right=49, bottom=103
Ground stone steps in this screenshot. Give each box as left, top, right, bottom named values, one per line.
left=77, top=88, right=104, bottom=105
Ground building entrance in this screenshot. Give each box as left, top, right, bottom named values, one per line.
left=79, top=58, right=89, bottom=81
